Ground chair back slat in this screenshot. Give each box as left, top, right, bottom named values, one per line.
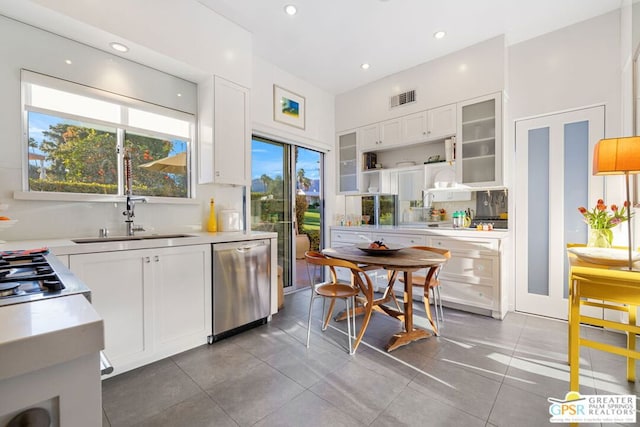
left=304, top=251, right=375, bottom=300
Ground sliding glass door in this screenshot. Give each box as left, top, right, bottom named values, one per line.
left=250, top=136, right=323, bottom=291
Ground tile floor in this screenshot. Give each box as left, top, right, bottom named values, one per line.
left=102, top=291, right=639, bottom=426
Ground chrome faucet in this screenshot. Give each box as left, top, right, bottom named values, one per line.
left=123, top=195, right=148, bottom=236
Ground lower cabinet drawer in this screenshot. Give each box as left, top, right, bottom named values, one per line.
left=431, top=237, right=499, bottom=254
left=439, top=280, right=494, bottom=310
left=372, top=233, right=426, bottom=247
left=440, top=254, right=497, bottom=285
left=331, top=230, right=370, bottom=244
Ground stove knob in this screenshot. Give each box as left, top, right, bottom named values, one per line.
left=43, top=280, right=64, bottom=291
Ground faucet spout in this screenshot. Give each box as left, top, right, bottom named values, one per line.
left=123, top=195, right=148, bottom=236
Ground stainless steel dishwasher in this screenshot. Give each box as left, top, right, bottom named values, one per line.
left=209, top=239, right=271, bottom=343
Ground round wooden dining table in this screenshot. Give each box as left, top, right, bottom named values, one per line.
left=323, top=245, right=447, bottom=351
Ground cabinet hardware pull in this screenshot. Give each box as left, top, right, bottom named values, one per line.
left=154, top=255, right=159, bottom=262
left=144, top=256, right=150, bottom=263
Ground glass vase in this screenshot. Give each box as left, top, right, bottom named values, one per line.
left=587, top=228, right=612, bottom=248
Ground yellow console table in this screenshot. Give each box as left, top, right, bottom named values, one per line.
left=567, top=247, right=640, bottom=392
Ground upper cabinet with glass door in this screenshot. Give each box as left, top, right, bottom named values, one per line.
left=456, top=93, right=502, bottom=186
left=337, top=130, right=359, bottom=193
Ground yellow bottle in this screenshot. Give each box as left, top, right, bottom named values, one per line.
left=207, top=198, right=217, bottom=232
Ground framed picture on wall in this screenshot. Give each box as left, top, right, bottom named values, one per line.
left=273, top=85, right=305, bottom=130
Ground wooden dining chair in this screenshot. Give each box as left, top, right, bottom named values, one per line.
left=304, top=251, right=374, bottom=354
left=396, top=246, right=451, bottom=335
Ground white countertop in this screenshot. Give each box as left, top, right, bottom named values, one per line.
left=0, top=294, right=104, bottom=382
left=0, top=230, right=278, bottom=255
left=331, top=225, right=509, bottom=239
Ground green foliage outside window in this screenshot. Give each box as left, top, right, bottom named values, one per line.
left=28, top=112, right=188, bottom=197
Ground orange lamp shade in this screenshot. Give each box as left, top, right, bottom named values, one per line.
left=593, top=136, right=640, bottom=175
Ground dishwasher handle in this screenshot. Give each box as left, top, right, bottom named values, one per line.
left=234, top=241, right=266, bottom=253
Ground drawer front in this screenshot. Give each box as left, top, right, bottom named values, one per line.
left=430, top=236, right=499, bottom=254
left=372, top=233, right=426, bottom=247
left=331, top=230, right=370, bottom=244
left=440, top=254, right=497, bottom=285
left=440, top=280, right=494, bottom=310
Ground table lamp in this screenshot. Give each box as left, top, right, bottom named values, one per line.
left=592, top=136, right=640, bottom=270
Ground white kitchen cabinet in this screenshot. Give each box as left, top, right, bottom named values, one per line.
left=69, top=245, right=212, bottom=375
left=456, top=93, right=502, bottom=187
left=429, top=235, right=507, bottom=319
left=359, top=118, right=402, bottom=150
left=401, top=111, right=428, bottom=144
left=337, top=130, right=359, bottom=193
left=402, top=105, right=456, bottom=144
left=199, top=75, right=250, bottom=186
left=427, top=104, right=457, bottom=140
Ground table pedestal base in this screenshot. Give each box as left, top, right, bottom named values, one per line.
left=385, top=328, right=431, bottom=352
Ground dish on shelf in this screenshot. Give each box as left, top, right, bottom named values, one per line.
left=433, top=167, right=456, bottom=187
left=567, top=247, right=640, bottom=266
left=396, top=161, right=416, bottom=167
left=356, top=242, right=404, bottom=255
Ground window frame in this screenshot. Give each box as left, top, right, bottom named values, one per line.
left=20, top=70, right=197, bottom=203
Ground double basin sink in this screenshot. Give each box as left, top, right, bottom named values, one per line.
left=72, top=234, right=195, bottom=244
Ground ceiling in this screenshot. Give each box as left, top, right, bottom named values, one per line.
left=199, top=0, right=624, bottom=94
left=0, top=0, right=626, bottom=95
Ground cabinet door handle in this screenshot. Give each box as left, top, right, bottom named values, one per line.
left=154, top=255, right=159, bottom=262
left=144, top=256, right=151, bottom=263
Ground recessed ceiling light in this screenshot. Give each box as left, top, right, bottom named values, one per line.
left=177, top=93, right=182, bottom=97
left=109, top=42, right=129, bottom=53
left=284, top=4, right=297, bottom=15
left=65, top=59, right=72, bottom=65
left=433, top=31, right=446, bottom=40
left=361, top=63, right=370, bottom=70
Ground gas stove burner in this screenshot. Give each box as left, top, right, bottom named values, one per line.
left=43, top=280, right=64, bottom=291
left=0, top=282, right=20, bottom=297
left=36, top=266, right=54, bottom=275
left=0, top=248, right=90, bottom=307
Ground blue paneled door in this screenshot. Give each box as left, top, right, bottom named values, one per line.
left=514, top=107, right=604, bottom=319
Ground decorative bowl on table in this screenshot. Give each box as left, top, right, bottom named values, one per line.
left=356, top=242, right=404, bottom=255
left=568, top=247, right=640, bottom=266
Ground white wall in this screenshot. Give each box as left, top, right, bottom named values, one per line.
left=251, top=55, right=336, bottom=243
left=24, top=0, right=253, bottom=87
left=508, top=10, right=625, bottom=239
left=0, top=16, right=243, bottom=241
left=335, top=36, right=506, bottom=132
left=509, top=11, right=622, bottom=132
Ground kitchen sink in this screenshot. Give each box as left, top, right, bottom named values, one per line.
left=72, top=234, right=196, bottom=244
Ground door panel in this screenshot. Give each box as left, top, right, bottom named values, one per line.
left=251, top=138, right=324, bottom=292
left=514, top=106, right=604, bottom=319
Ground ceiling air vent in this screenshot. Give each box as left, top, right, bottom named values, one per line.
left=389, top=90, right=416, bottom=108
